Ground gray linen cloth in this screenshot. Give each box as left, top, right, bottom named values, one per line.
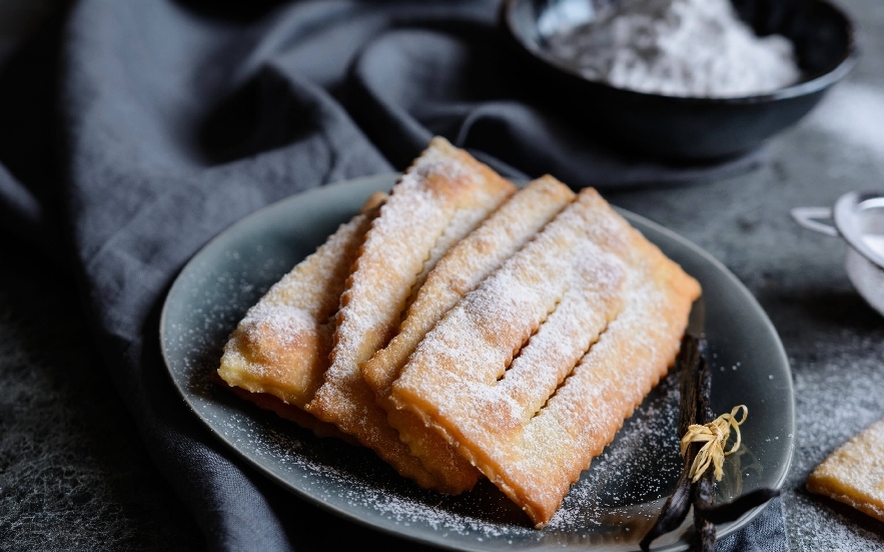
left=0, top=0, right=785, bottom=549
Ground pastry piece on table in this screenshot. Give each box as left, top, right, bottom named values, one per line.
left=361, top=176, right=575, bottom=490
left=391, top=186, right=702, bottom=527
left=216, top=192, right=385, bottom=434
left=808, top=418, right=884, bottom=523
left=306, top=137, right=516, bottom=493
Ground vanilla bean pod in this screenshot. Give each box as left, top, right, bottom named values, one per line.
left=692, top=356, right=716, bottom=552
left=677, top=336, right=702, bottom=438
left=639, top=335, right=701, bottom=552
left=640, top=335, right=780, bottom=551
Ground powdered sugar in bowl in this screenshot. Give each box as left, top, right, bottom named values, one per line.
left=502, top=0, right=857, bottom=159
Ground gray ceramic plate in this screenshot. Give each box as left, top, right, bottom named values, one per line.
left=160, top=174, right=794, bottom=551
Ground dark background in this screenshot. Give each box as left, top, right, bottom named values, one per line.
left=1, top=0, right=883, bottom=550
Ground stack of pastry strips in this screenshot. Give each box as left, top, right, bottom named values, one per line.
left=217, top=191, right=386, bottom=440
left=217, top=137, right=701, bottom=527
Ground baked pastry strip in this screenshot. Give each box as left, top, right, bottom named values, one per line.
left=217, top=192, right=385, bottom=413
left=306, top=137, right=516, bottom=493
left=359, top=176, right=573, bottom=494
left=220, top=380, right=358, bottom=445
left=807, top=418, right=884, bottom=522
left=363, top=176, right=574, bottom=396
left=391, top=187, right=701, bottom=526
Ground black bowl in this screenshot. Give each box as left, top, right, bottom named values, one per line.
left=502, top=0, right=858, bottom=160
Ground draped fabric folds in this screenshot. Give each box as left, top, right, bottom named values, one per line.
left=0, top=1, right=782, bottom=549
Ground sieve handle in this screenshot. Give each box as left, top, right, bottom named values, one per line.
left=791, top=207, right=839, bottom=237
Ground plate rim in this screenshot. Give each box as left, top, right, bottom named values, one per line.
left=159, top=173, right=795, bottom=551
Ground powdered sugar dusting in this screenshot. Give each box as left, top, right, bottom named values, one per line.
left=192, top=331, right=688, bottom=549
left=215, top=204, right=378, bottom=406
left=786, top=335, right=884, bottom=549
left=162, top=175, right=784, bottom=551
left=322, top=138, right=514, bottom=399
left=307, top=138, right=514, bottom=490
left=392, top=186, right=700, bottom=526
left=546, top=0, right=800, bottom=97
left=364, top=177, right=573, bottom=395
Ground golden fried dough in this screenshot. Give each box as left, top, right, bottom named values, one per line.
left=218, top=379, right=358, bottom=445
left=360, top=177, right=574, bottom=490
left=218, top=138, right=703, bottom=523
left=217, top=193, right=384, bottom=414
left=808, top=418, right=884, bottom=522
left=363, top=176, right=575, bottom=396
left=391, top=186, right=701, bottom=527
left=306, top=137, right=516, bottom=493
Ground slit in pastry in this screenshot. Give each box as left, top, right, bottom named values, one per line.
left=391, top=186, right=701, bottom=526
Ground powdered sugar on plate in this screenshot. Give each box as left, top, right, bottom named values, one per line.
left=160, top=174, right=794, bottom=551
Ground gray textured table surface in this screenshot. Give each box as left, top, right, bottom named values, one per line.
left=2, top=0, right=883, bottom=550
